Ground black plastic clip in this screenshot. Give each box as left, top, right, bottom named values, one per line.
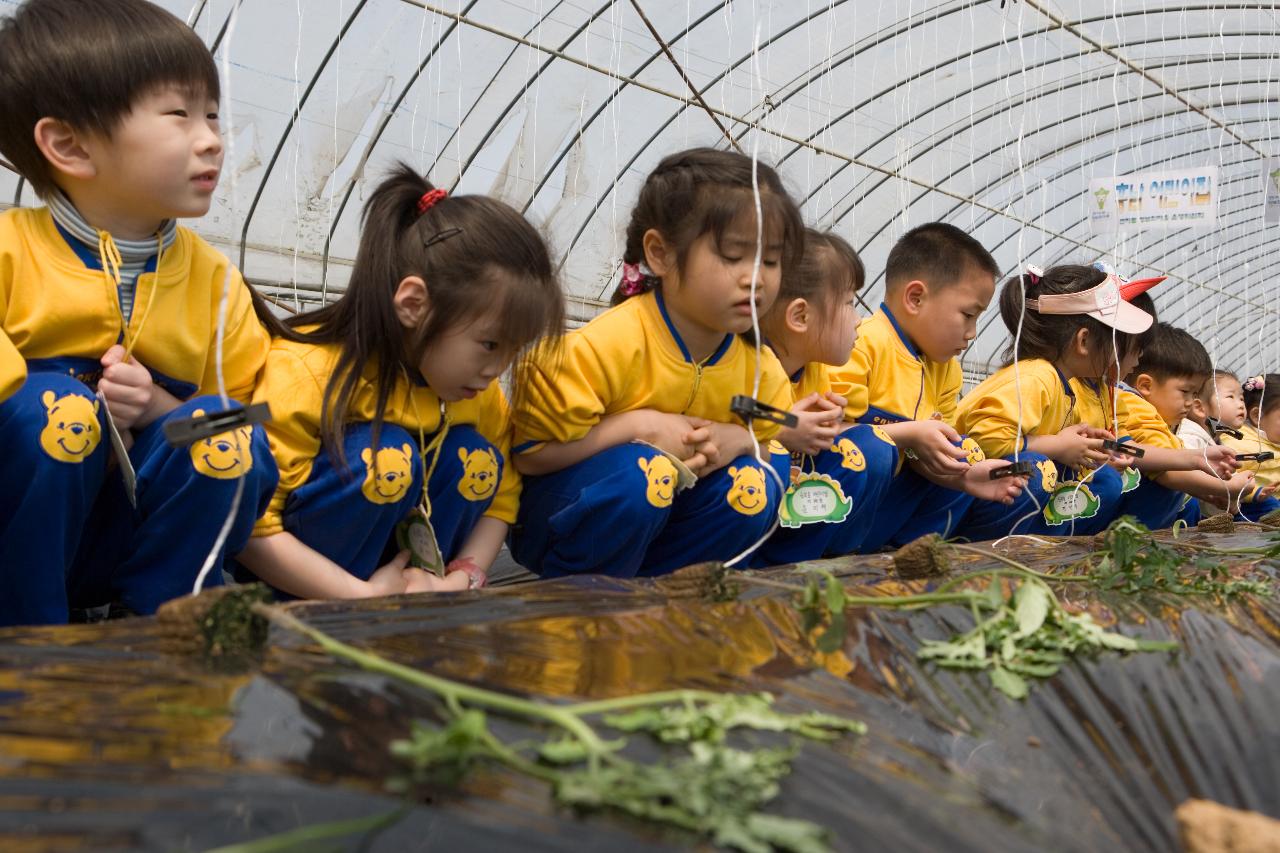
left=989, top=460, right=1034, bottom=480
left=729, top=395, right=798, bottom=429
left=1235, top=451, right=1275, bottom=463
left=1101, top=438, right=1145, bottom=459
left=1206, top=418, right=1244, bottom=440
left=163, top=402, right=272, bottom=447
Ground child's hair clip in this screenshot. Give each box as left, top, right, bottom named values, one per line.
left=163, top=402, right=272, bottom=447
left=729, top=395, right=799, bottom=428
left=1025, top=264, right=1044, bottom=284
left=1243, top=375, right=1265, bottom=392
left=423, top=226, right=464, bottom=250
left=619, top=261, right=654, bottom=296
left=416, top=187, right=448, bottom=216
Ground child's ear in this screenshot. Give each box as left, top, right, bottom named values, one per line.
left=1071, top=326, right=1091, bottom=359
left=784, top=298, right=809, bottom=334
left=1132, top=373, right=1156, bottom=396
left=393, top=276, right=429, bottom=329
left=642, top=229, right=674, bottom=279
left=33, top=118, right=96, bottom=182
left=900, top=280, right=927, bottom=315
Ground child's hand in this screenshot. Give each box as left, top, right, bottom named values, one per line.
left=368, top=549, right=413, bottom=597
left=403, top=565, right=471, bottom=593
left=1048, top=424, right=1111, bottom=470
left=98, top=344, right=154, bottom=430
left=1198, top=445, right=1239, bottom=479
left=1221, top=470, right=1256, bottom=500
left=897, top=420, right=969, bottom=478
left=961, top=459, right=1028, bottom=504
left=684, top=419, right=753, bottom=475
left=632, top=410, right=710, bottom=466
left=777, top=392, right=843, bottom=456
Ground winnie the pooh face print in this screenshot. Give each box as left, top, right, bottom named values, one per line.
left=834, top=437, right=866, bottom=472
left=637, top=455, right=679, bottom=508
left=1036, top=459, right=1058, bottom=492
left=360, top=443, right=415, bottom=504
left=457, top=446, right=499, bottom=501
left=961, top=437, right=986, bottom=464
left=726, top=465, right=768, bottom=516
left=188, top=409, right=255, bottom=479
left=39, top=390, right=100, bottom=463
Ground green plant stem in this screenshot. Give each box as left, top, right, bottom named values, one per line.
left=745, top=574, right=986, bottom=608
left=254, top=605, right=613, bottom=767
left=947, top=542, right=1090, bottom=583
left=204, top=809, right=406, bottom=853
left=565, top=689, right=726, bottom=717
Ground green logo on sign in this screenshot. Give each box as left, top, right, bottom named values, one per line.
left=1094, top=186, right=1110, bottom=211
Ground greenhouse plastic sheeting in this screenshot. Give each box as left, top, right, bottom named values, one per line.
left=0, top=529, right=1276, bottom=851
left=3, top=0, right=1278, bottom=378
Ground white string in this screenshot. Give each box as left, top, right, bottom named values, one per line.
left=193, top=0, right=248, bottom=596
left=725, top=20, right=786, bottom=569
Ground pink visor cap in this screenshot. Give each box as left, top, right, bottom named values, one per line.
left=1024, top=272, right=1154, bottom=334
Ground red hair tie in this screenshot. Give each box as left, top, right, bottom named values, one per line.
left=416, top=188, right=447, bottom=215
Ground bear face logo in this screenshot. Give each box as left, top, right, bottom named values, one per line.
left=871, top=425, right=895, bottom=446
left=726, top=465, right=768, bottom=516
left=961, top=437, right=986, bottom=464
left=1036, top=459, right=1058, bottom=492
left=39, top=390, right=101, bottom=463
left=360, top=443, right=415, bottom=504
left=835, top=437, right=866, bottom=472
left=457, top=446, right=499, bottom=502
left=637, top=455, right=678, bottom=508
left=188, top=409, right=255, bottom=479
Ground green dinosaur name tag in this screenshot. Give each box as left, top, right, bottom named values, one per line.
left=396, top=508, right=446, bottom=577
left=1120, top=466, right=1141, bottom=493
left=779, top=473, right=853, bottom=528
left=1042, top=481, right=1102, bottom=526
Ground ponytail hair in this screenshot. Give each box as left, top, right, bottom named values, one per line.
left=997, top=263, right=1146, bottom=372
left=611, top=147, right=804, bottom=306
left=281, top=162, right=564, bottom=468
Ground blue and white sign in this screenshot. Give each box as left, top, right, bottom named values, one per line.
left=1089, top=167, right=1218, bottom=232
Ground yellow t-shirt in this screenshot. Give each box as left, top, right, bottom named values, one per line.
left=827, top=305, right=961, bottom=426
left=252, top=336, right=519, bottom=536
left=0, top=206, right=268, bottom=403
left=1222, top=424, right=1280, bottom=490
left=789, top=361, right=831, bottom=400
left=513, top=290, right=792, bottom=453
left=956, top=359, right=1078, bottom=459
left=1071, top=379, right=1182, bottom=450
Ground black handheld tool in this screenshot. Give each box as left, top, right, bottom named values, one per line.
left=730, top=395, right=799, bottom=429
left=1235, top=451, right=1275, bottom=463
left=1101, top=438, right=1145, bottom=458
left=989, top=460, right=1035, bottom=480
left=163, top=402, right=272, bottom=447
left=1206, top=417, right=1244, bottom=440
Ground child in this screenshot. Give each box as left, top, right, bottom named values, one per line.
left=0, top=0, right=277, bottom=625
left=955, top=264, right=1149, bottom=534
left=1221, top=374, right=1280, bottom=518
left=1107, top=324, right=1247, bottom=526
left=826, top=223, right=1028, bottom=549
left=1179, top=369, right=1246, bottom=450
left=236, top=164, right=564, bottom=599
left=509, top=147, right=803, bottom=578
left=750, top=228, right=899, bottom=562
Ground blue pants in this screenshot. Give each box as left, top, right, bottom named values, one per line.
left=0, top=373, right=109, bottom=625
left=66, top=392, right=277, bottom=618
left=758, top=424, right=899, bottom=562
left=859, top=467, right=975, bottom=551
left=236, top=423, right=500, bottom=594
left=511, top=442, right=788, bottom=578
left=1237, top=495, right=1280, bottom=522
left=1114, top=473, right=1187, bottom=530
left=954, top=453, right=1124, bottom=539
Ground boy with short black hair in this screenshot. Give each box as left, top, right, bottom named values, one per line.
left=1111, top=324, right=1251, bottom=526
left=0, top=0, right=277, bottom=625
left=828, top=222, right=1030, bottom=549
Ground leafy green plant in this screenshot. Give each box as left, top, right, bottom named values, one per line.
left=1091, top=516, right=1274, bottom=597
left=253, top=607, right=861, bottom=853
left=917, top=578, right=1177, bottom=699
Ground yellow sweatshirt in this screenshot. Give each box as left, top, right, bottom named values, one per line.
left=827, top=305, right=961, bottom=425
left=0, top=206, right=268, bottom=403
left=252, top=336, right=519, bottom=536
left=956, top=359, right=1078, bottom=459
left=513, top=290, right=791, bottom=453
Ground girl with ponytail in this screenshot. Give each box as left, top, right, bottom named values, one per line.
left=236, top=163, right=564, bottom=599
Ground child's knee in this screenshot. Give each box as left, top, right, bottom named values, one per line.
left=436, top=425, right=504, bottom=507
left=4, top=373, right=106, bottom=473
left=165, top=396, right=278, bottom=497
